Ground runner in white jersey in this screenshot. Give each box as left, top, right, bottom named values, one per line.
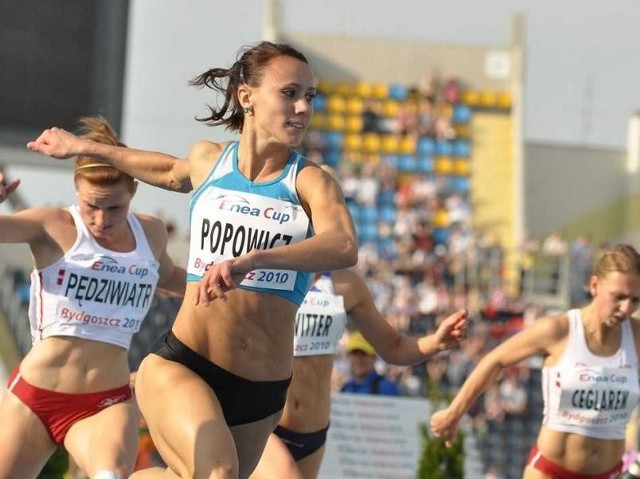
left=27, top=42, right=359, bottom=479
left=250, top=269, right=468, bottom=479
left=431, top=244, right=640, bottom=479
left=0, top=117, right=185, bottom=479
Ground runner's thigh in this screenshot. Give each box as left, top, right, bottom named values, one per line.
left=231, top=411, right=283, bottom=479
left=135, top=354, right=238, bottom=478
left=64, top=399, right=139, bottom=477
left=0, top=392, right=56, bottom=479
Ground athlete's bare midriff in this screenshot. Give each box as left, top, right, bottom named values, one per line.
left=19, top=336, right=130, bottom=392
left=536, top=426, right=625, bottom=474
left=172, top=283, right=298, bottom=381
left=279, top=355, right=333, bottom=432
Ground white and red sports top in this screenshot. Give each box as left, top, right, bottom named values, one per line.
left=28, top=205, right=160, bottom=350
left=293, top=272, right=348, bottom=357
left=542, top=309, right=639, bottom=439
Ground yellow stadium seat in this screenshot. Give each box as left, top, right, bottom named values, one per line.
left=433, top=208, right=450, bottom=228
left=327, top=95, right=346, bottom=114
left=335, top=81, right=353, bottom=97
left=355, top=82, right=373, bottom=98
left=454, top=123, right=470, bottom=138
left=310, top=113, right=327, bottom=130
left=344, top=150, right=363, bottom=165
left=381, top=134, right=400, bottom=154
left=399, top=136, right=416, bottom=155
left=382, top=100, right=400, bottom=118
left=363, top=133, right=382, bottom=153
left=345, top=115, right=363, bottom=133
left=327, top=114, right=346, bottom=131
left=454, top=159, right=471, bottom=176
left=405, top=101, right=419, bottom=114
left=497, top=91, right=513, bottom=108
left=462, top=90, right=480, bottom=106
left=346, top=96, right=364, bottom=115
left=372, top=83, right=389, bottom=99
left=363, top=153, right=380, bottom=165
left=344, top=133, right=363, bottom=151
left=317, top=79, right=333, bottom=94
left=480, top=91, right=498, bottom=107
left=435, top=156, right=454, bottom=175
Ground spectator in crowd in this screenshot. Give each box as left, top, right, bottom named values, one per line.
left=570, top=234, right=594, bottom=307
left=341, top=332, right=402, bottom=396
left=542, top=230, right=568, bottom=257
left=28, top=41, right=358, bottom=479
left=431, top=243, right=640, bottom=479
left=362, top=99, right=383, bottom=133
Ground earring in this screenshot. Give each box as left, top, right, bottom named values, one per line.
left=243, top=106, right=253, bottom=116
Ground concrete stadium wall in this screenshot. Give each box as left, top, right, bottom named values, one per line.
left=524, top=142, right=629, bottom=241
left=284, top=31, right=513, bottom=88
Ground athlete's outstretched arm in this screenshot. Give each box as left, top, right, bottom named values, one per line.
left=27, top=127, right=192, bottom=193
left=430, top=315, right=564, bottom=446
left=339, top=269, right=467, bottom=365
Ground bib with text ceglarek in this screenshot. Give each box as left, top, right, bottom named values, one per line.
left=187, top=187, right=310, bottom=291
left=556, top=364, right=639, bottom=429
left=293, top=289, right=347, bottom=357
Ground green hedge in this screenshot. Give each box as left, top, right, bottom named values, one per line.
left=38, top=448, right=68, bottom=479
left=417, top=422, right=465, bottom=479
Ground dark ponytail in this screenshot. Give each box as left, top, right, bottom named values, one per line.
left=190, top=41, right=309, bottom=132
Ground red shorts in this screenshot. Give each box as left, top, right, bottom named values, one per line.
left=527, top=446, right=623, bottom=479
left=7, top=366, right=132, bottom=445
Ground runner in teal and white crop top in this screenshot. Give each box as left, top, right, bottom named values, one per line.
left=542, top=308, right=640, bottom=440
left=186, top=141, right=313, bottom=305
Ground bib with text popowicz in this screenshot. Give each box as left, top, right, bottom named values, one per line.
left=186, top=142, right=312, bottom=304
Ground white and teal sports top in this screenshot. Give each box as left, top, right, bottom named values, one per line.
left=186, top=141, right=313, bottom=305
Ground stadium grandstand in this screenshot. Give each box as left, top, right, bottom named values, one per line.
left=1, top=2, right=640, bottom=478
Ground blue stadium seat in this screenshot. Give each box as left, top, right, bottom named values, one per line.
left=312, top=93, right=327, bottom=112
left=347, top=203, right=361, bottom=223
left=358, top=223, right=378, bottom=243
left=453, top=104, right=472, bottom=124
left=435, top=140, right=453, bottom=157
left=324, top=131, right=344, bottom=150
left=398, top=154, right=418, bottom=172
left=451, top=176, right=470, bottom=193
left=376, top=189, right=395, bottom=206
left=382, top=154, right=399, bottom=169
left=388, top=83, right=408, bottom=101
left=378, top=205, right=396, bottom=224
left=377, top=237, right=396, bottom=258
left=452, top=139, right=471, bottom=158
left=432, top=227, right=450, bottom=245
left=323, top=150, right=341, bottom=168
left=417, top=137, right=435, bottom=156
left=417, top=155, right=434, bottom=174
left=360, top=205, right=378, bottom=224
